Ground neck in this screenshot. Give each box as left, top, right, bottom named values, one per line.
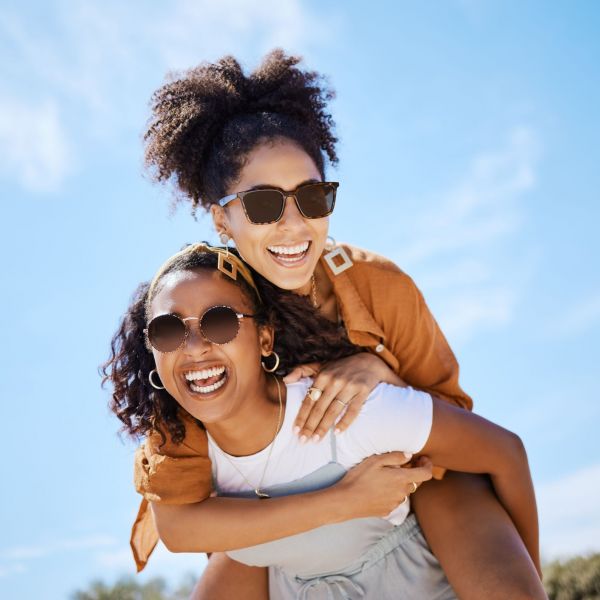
left=293, top=262, right=338, bottom=322
left=293, top=262, right=335, bottom=304
left=204, top=374, right=284, bottom=457
left=294, top=276, right=313, bottom=298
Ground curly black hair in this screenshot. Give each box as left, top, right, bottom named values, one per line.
left=100, top=248, right=358, bottom=446
left=144, top=49, right=338, bottom=213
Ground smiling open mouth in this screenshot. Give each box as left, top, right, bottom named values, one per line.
left=185, top=365, right=227, bottom=394
left=267, top=241, right=310, bottom=264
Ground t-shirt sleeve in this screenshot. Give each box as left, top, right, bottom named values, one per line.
left=336, top=383, right=433, bottom=466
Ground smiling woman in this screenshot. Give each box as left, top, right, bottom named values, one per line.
left=102, top=244, right=545, bottom=599
left=133, top=50, right=545, bottom=599
left=210, top=143, right=333, bottom=293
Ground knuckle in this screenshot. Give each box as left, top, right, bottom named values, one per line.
left=315, top=425, right=328, bottom=437
left=304, top=414, right=322, bottom=430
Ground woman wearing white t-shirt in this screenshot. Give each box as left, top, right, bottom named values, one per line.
left=104, top=245, right=543, bottom=599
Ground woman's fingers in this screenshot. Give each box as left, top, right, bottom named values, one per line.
left=395, top=465, right=433, bottom=484
left=370, top=451, right=413, bottom=467
left=282, top=362, right=321, bottom=384
left=311, top=392, right=361, bottom=440
left=331, top=390, right=370, bottom=434
left=296, top=379, right=345, bottom=439
left=293, top=373, right=335, bottom=433
left=292, top=380, right=335, bottom=435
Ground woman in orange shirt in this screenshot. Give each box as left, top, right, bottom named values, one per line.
left=137, top=49, right=543, bottom=599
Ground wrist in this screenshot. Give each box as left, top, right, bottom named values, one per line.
left=320, top=483, right=355, bottom=523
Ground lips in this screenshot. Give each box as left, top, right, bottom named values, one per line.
left=267, top=241, right=311, bottom=265
left=183, top=364, right=227, bottom=395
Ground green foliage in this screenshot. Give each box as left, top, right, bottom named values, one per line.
left=544, top=554, right=600, bottom=600
left=71, top=573, right=195, bottom=600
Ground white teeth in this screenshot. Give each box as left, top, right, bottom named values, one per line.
left=267, top=241, right=309, bottom=256
left=185, top=365, right=225, bottom=382
left=190, top=376, right=227, bottom=394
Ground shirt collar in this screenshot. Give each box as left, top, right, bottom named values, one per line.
left=320, top=254, right=385, bottom=340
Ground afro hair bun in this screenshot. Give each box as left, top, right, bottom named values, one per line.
left=144, top=49, right=338, bottom=212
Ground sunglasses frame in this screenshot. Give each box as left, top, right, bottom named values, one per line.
left=217, top=181, right=339, bottom=225
left=145, top=305, right=255, bottom=353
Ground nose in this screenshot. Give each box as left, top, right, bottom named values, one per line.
left=182, top=323, right=212, bottom=356
left=278, top=195, right=306, bottom=229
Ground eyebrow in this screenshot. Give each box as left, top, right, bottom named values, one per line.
left=243, top=178, right=321, bottom=193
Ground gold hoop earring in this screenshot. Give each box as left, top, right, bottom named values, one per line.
left=149, top=369, right=165, bottom=390
left=261, top=351, right=280, bottom=373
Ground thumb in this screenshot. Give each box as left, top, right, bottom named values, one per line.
left=415, top=456, right=433, bottom=469
left=283, top=367, right=303, bottom=384
left=283, top=363, right=320, bottom=383
left=376, top=451, right=413, bottom=467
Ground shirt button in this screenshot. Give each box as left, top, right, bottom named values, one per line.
left=375, top=343, right=385, bottom=353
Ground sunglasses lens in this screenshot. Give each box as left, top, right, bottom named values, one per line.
left=200, top=306, right=240, bottom=344
left=241, top=190, right=285, bottom=224
left=296, top=183, right=336, bottom=218
left=148, top=315, right=186, bottom=352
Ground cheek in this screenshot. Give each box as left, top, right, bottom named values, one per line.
left=153, top=352, right=175, bottom=388
left=230, top=219, right=273, bottom=256
left=312, top=218, right=329, bottom=245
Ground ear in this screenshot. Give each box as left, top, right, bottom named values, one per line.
left=210, top=204, right=230, bottom=237
left=258, top=323, right=275, bottom=357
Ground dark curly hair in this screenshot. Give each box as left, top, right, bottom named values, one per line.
left=100, top=248, right=358, bottom=446
left=144, top=49, right=338, bottom=213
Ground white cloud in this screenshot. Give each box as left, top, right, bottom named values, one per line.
left=435, top=287, right=516, bottom=342
left=392, top=128, right=540, bottom=345
left=0, top=563, right=26, bottom=579
left=1, top=0, right=335, bottom=192
left=400, top=127, right=538, bottom=266
left=537, top=463, right=600, bottom=559
left=0, top=98, right=72, bottom=192
left=0, top=534, right=117, bottom=561
left=153, top=0, right=331, bottom=69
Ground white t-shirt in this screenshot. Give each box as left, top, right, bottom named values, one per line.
left=207, top=378, right=433, bottom=525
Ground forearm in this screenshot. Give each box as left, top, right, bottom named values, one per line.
left=151, top=485, right=349, bottom=553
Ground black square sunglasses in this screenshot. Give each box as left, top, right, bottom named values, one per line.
left=218, top=181, right=339, bottom=225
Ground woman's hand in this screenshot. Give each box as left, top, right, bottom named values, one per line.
left=284, top=352, right=406, bottom=441
left=333, top=453, right=433, bottom=519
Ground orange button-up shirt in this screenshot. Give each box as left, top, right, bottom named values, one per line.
left=130, top=244, right=472, bottom=571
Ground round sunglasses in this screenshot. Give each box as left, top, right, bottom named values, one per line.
left=145, top=305, right=255, bottom=353
left=217, top=181, right=338, bottom=225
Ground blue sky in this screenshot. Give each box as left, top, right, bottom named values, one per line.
left=1, top=1, right=599, bottom=597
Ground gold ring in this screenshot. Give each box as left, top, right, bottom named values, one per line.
left=335, top=398, right=349, bottom=407
left=409, top=481, right=418, bottom=494
left=308, top=387, right=323, bottom=402
left=400, top=495, right=408, bottom=505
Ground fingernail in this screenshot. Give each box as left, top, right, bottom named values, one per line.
left=334, top=428, right=341, bottom=435
left=312, top=434, right=320, bottom=443
left=299, top=435, right=307, bottom=444
left=293, top=426, right=300, bottom=435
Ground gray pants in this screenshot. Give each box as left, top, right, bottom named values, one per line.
left=269, top=514, right=457, bottom=600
